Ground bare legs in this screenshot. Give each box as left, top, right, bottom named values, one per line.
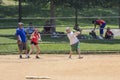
left=69, top=48, right=83, bottom=59
left=35, top=45, right=40, bottom=57
left=77, top=48, right=83, bottom=59
left=69, top=51, right=72, bottom=59
left=18, top=43, right=28, bottom=59
left=28, top=44, right=40, bottom=59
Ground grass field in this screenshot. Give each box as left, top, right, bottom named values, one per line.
left=0, top=27, right=120, bottom=54
left=0, top=28, right=120, bottom=54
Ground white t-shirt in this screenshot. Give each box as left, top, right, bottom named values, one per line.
left=67, top=31, right=79, bottom=45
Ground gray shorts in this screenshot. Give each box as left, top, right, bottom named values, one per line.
left=18, top=42, right=27, bottom=51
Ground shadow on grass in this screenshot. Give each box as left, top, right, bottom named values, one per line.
left=41, top=35, right=69, bottom=43
left=0, top=34, right=69, bottom=43
left=80, top=39, right=120, bottom=44
left=0, top=34, right=120, bottom=44
left=0, top=35, right=16, bottom=40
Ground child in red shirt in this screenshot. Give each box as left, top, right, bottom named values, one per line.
left=28, top=28, right=41, bottom=59
left=105, top=27, right=114, bottom=39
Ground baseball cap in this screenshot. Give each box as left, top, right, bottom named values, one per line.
left=18, top=22, right=24, bottom=25
left=66, top=27, right=70, bottom=30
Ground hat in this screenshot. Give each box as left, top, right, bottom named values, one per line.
left=18, top=22, right=23, bottom=25
left=66, top=27, right=70, bottom=30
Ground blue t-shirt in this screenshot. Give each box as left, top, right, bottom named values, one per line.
left=16, top=28, right=26, bottom=42
left=26, top=27, right=34, bottom=34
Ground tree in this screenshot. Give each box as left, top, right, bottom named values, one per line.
left=18, top=0, right=22, bottom=22
left=50, top=0, right=56, bottom=32
left=99, top=0, right=120, bottom=29
left=0, top=0, right=2, bottom=4
left=61, top=0, right=91, bottom=27
left=66, top=0, right=120, bottom=29
left=116, top=0, right=120, bottom=29
left=21, top=0, right=57, bottom=32
left=16, top=0, right=120, bottom=29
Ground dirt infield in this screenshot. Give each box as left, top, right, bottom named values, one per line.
left=0, top=54, right=120, bottom=80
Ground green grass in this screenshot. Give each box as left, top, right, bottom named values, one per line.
left=0, top=39, right=120, bottom=54
left=81, top=40, right=120, bottom=51
left=1, top=0, right=17, bottom=6
left=0, top=32, right=120, bottom=54
left=0, top=24, right=118, bottom=36
left=0, top=27, right=120, bottom=53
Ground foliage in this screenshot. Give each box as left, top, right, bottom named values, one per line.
left=0, top=0, right=2, bottom=4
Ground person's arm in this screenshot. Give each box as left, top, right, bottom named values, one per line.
left=74, top=31, right=81, bottom=36
left=30, top=33, right=34, bottom=40
left=17, top=35, right=20, bottom=40
left=15, top=30, right=22, bottom=43
left=16, top=30, right=21, bottom=44
left=26, top=28, right=29, bottom=34
left=93, top=23, right=96, bottom=31
left=99, top=23, right=102, bottom=26
left=39, top=34, right=42, bottom=41
left=111, top=31, right=114, bottom=35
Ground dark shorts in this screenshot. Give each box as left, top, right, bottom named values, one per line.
left=31, top=41, right=38, bottom=45
left=71, top=42, right=80, bottom=52
left=18, top=42, right=27, bottom=51
left=100, top=23, right=106, bottom=34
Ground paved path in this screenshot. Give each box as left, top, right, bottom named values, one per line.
left=83, top=29, right=120, bottom=37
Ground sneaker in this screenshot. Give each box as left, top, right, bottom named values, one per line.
left=36, top=56, right=40, bottom=59
left=69, top=56, right=72, bottom=59
left=78, top=56, right=83, bottom=59
left=69, top=55, right=72, bottom=59
left=26, top=56, right=30, bottom=59
left=19, top=55, right=22, bottom=59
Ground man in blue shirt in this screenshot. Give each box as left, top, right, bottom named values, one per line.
left=16, top=22, right=28, bottom=58
left=26, top=22, right=35, bottom=34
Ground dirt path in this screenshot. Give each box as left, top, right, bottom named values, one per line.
left=0, top=54, right=120, bottom=80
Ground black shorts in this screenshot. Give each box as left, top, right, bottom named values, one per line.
left=31, top=41, right=38, bottom=45
left=18, top=42, right=27, bottom=51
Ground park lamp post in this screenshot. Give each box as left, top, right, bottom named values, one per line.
left=75, top=7, right=78, bottom=26
left=118, top=0, right=120, bottom=29
left=18, top=0, right=22, bottom=22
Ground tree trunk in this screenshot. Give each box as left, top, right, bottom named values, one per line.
left=118, top=12, right=120, bottom=29
left=118, top=1, right=120, bottom=29
left=74, top=7, right=80, bottom=31
left=50, top=0, right=56, bottom=32
left=0, top=0, right=2, bottom=4
left=75, top=7, right=78, bottom=26
left=18, top=0, right=22, bottom=22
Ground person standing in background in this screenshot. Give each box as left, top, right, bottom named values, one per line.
left=92, top=19, right=106, bottom=38
left=16, top=22, right=28, bottom=59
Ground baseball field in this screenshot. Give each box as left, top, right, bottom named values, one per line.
left=0, top=54, right=120, bottom=80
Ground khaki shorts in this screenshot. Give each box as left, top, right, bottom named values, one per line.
left=71, top=42, right=80, bottom=52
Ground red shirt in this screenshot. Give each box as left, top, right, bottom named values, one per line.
left=96, top=20, right=105, bottom=25
left=106, top=30, right=113, bottom=36
left=31, top=32, right=40, bottom=44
